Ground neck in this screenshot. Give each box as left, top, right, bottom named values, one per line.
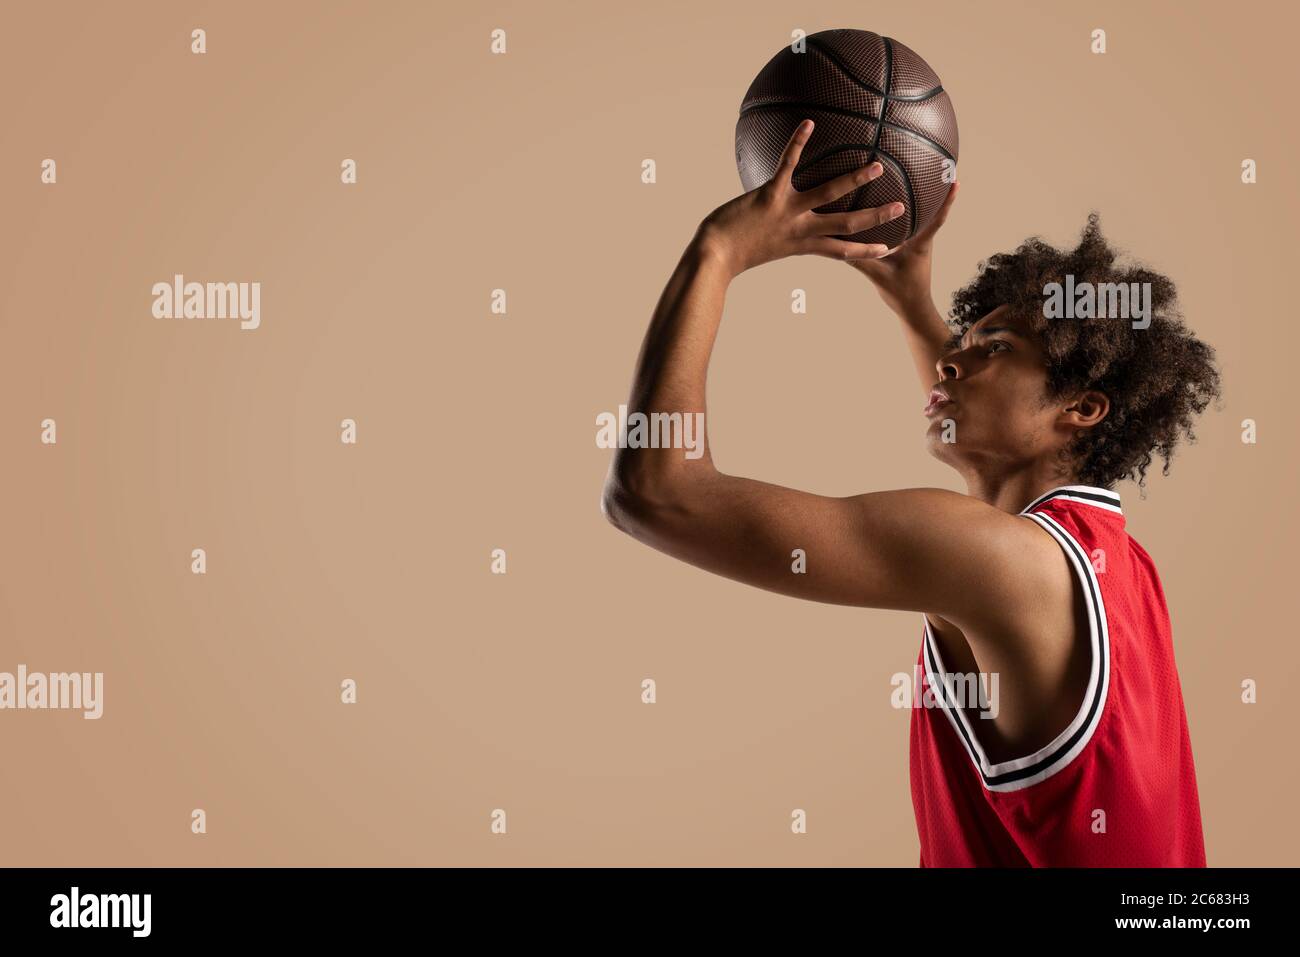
left=960, top=467, right=1084, bottom=515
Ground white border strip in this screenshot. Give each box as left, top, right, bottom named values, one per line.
left=921, top=510, right=1111, bottom=792
left=1020, top=484, right=1123, bottom=516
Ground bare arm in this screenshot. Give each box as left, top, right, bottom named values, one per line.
left=849, top=181, right=962, bottom=393
left=602, top=130, right=1048, bottom=629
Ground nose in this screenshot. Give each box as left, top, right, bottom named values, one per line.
left=936, top=350, right=962, bottom=382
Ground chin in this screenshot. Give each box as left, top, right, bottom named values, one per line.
left=924, top=430, right=955, bottom=461
left=924, top=426, right=969, bottom=470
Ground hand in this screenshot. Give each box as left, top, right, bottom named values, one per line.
left=694, top=119, right=905, bottom=278
left=847, top=180, right=960, bottom=313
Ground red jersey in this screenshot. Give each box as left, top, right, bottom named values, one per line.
left=909, top=484, right=1206, bottom=866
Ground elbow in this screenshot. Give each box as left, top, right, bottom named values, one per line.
left=601, top=479, right=634, bottom=533
left=601, top=472, right=656, bottom=537
left=602, top=446, right=717, bottom=540
left=601, top=463, right=694, bottom=540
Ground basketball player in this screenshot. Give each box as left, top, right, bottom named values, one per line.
left=601, top=119, right=1218, bottom=866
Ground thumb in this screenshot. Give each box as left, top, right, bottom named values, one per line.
left=915, top=180, right=959, bottom=242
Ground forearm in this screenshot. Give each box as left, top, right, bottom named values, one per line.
left=606, top=230, right=731, bottom=504
left=865, top=258, right=951, bottom=392
left=852, top=180, right=960, bottom=393
left=889, top=293, right=952, bottom=393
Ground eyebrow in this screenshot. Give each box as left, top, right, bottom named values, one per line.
left=950, top=325, right=1024, bottom=350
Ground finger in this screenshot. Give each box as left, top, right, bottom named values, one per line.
left=795, top=160, right=884, bottom=211
left=804, top=237, right=892, bottom=261
left=807, top=201, right=906, bottom=237
left=843, top=241, right=904, bottom=271
left=772, top=119, right=815, bottom=190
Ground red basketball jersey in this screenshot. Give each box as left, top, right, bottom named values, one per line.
left=908, top=484, right=1206, bottom=866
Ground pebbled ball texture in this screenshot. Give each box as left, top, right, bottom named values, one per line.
left=736, top=29, right=959, bottom=249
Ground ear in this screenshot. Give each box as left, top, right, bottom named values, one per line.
left=1060, top=389, right=1109, bottom=430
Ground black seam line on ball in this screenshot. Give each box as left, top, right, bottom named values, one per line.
left=883, top=37, right=919, bottom=240
left=738, top=100, right=956, bottom=165
left=798, top=143, right=916, bottom=241
left=886, top=85, right=944, bottom=103
left=804, top=36, right=886, bottom=96
left=879, top=144, right=917, bottom=241
left=869, top=38, right=891, bottom=160
left=804, top=36, right=945, bottom=102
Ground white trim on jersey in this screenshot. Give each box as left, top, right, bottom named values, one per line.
left=1020, top=484, right=1123, bottom=516
left=920, top=503, right=1113, bottom=793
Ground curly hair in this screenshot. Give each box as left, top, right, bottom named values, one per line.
left=947, top=213, right=1222, bottom=490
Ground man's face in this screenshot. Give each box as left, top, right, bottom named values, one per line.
left=924, top=304, right=1063, bottom=474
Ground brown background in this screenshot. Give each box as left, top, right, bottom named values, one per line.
left=0, top=0, right=1294, bottom=865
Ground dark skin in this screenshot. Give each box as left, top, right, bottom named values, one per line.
left=602, top=119, right=1111, bottom=760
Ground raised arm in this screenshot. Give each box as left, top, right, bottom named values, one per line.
left=848, top=181, right=961, bottom=394
left=601, top=123, right=1051, bottom=628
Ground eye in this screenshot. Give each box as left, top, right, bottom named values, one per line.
left=986, top=340, right=1010, bottom=355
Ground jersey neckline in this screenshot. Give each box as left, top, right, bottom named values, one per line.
left=1019, top=484, right=1122, bottom=517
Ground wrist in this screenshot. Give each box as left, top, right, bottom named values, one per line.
left=690, top=222, right=743, bottom=280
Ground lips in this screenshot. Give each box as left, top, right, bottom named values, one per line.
left=923, top=386, right=952, bottom=417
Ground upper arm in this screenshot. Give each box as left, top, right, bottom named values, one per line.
left=604, top=471, right=1053, bottom=627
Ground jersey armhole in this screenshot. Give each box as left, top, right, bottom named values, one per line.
left=920, top=510, right=1111, bottom=793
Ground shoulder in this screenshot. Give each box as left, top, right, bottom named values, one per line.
left=857, top=487, right=1067, bottom=559
left=846, top=488, right=1075, bottom=625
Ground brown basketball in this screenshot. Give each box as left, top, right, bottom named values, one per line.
left=735, top=29, right=958, bottom=249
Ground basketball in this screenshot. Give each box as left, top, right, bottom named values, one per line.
left=735, top=29, right=959, bottom=249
